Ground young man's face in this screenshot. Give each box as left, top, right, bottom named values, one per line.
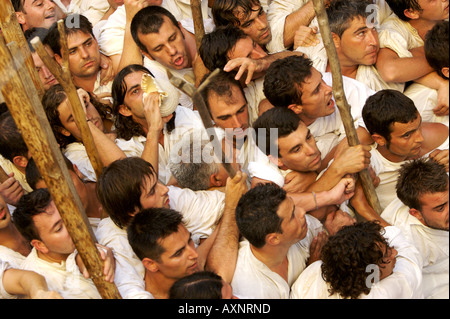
left=65, top=31, right=101, bottom=79
left=276, top=196, right=308, bottom=243
left=32, top=51, right=58, bottom=90
left=416, top=185, right=449, bottom=231
left=337, top=16, right=380, bottom=67
left=207, top=83, right=250, bottom=138
left=296, top=68, right=335, bottom=123
left=227, top=36, right=268, bottom=61
left=32, top=201, right=75, bottom=257
left=138, top=15, right=190, bottom=70
left=139, top=174, right=170, bottom=209
left=415, top=0, right=449, bottom=22
left=276, top=121, right=322, bottom=172
left=152, top=224, right=199, bottom=279
left=120, top=70, right=149, bottom=121
left=234, top=4, right=272, bottom=46
left=384, top=115, right=424, bottom=160
left=16, top=0, right=57, bottom=31
left=378, top=243, right=398, bottom=281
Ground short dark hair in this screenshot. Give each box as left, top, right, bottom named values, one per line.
left=11, top=0, right=24, bottom=12
left=385, top=0, right=422, bottom=21
left=212, top=0, right=262, bottom=28
left=24, top=27, right=50, bottom=53
left=199, top=25, right=248, bottom=71
left=396, top=158, right=448, bottom=211
left=26, top=155, right=75, bottom=190
left=199, top=70, right=246, bottom=112
left=96, top=157, right=157, bottom=229
left=362, top=89, right=419, bottom=142
left=321, top=221, right=387, bottom=299
left=0, top=111, right=29, bottom=162
left=235, top=183, right=286, bottom=248
left=327, top=0, right=373, bottom=37
left=169, top=271, right=224, bottom=299
left=263, top=55, right=313, bottom=108
left=130, top=6, right=180, bottom=55
left=127, top=207, right=184, bottom=262
left=13, top=188, right=53, bottom=242
left=252, top=107, right=302, bottom=157
left=44, top=14, right=95, bottom=56
left=425, top=21, right=449, bottom=79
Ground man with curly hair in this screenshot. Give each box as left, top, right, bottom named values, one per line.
left=290, top=221, right=423, bottom=299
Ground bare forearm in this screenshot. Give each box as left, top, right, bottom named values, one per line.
left=140, top=130, right=160, bottom=175
left=283, top=1, right=316, bottom=48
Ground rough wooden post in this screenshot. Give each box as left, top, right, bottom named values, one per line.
left=30, top=20, right=103, bottom=180
left=168, top=69, right=237, bottom=178
left=0, top=0, right=45, bottom=98
left=0, top=166, right=8, bottom=183
left=0, top=36, right=121, bottom=299
left=190, top=0, right=206, bottom=51
left=312, top=0, right=383, bottom=215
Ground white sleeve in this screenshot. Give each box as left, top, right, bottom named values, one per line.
left=0, top=260, right=17, bottom=299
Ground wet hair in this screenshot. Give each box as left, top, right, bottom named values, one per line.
left=96, top=157, right=157, bottom=229
left=212, top=0, right=262, bottom=28
left=425, top=21, right=449, bottom=79
left=396, top=158, right=448, bottom=211
left=263, top=55, right=313, bottom=108
left=13, top=188, right=53, bottom=242
left=362, top=89, right=419, bottom=143
left=321, top=221, right=388, bottom=299
left=252, top=107, right=302, bottom=157
left=327, top=0, right=374, bottom=37
left=127, top=207, right=184, bottom=262
left=385, top=0, right=422, bottom=21
left=199, top=25, right=248, bottom=71
left=235, top=183, right=286, bottom=248
left=169, top=271, right=224, bottom=299
left=130, top=6, right=180, bottom=55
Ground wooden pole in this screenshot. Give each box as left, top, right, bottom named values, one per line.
left=30, top=20, right=103, bottom=180
left=0, top=0, right=45, bottom=98
left=0, top=166, right=8, bottom=183
left=0, top=35, right=121, bottom=299
left=312, top=0, right=383, bottom=215
left=168, top=69, right=237, bottom=178
left=190, top=0, right=206, bottom=51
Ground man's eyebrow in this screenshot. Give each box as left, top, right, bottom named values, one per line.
left=127, top=84, right=140, bottom=94
left=354, top=26, right=368, bottom=34
left=433, top=201, right=448, bottom=211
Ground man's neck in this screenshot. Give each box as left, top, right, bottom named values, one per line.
left=144, top=270, right=175, bottom=299
left=181, top=27, right=197, bottom=69
left=73, top=72, right=99, bottom=94
left=84, top=182, right=104, bottom=219
left=409, top=19, right=438, bottom=40
left=326, top=60, right=359, bottom=79
left=250, top=244, right=290, bottom=282
left=376, top=145, right=408, bottom=163
left=36, top=250, right=69, bottom=264
left=0, top=224, right=31, bottom=257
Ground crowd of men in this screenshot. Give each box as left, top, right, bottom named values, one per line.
left=0, top=0, right=448, bottom=300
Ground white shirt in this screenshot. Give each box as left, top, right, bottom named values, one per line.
left=53, top=0, right=110, bottom=27
left=230, top=215, right=323, bottom=299
left=381, top=198, right=449, bottom=299
left=290, top=226, right=424, bottom=299
left=0, top=260, right=15, bottom=299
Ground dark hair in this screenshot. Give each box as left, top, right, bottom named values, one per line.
left=321, top=221, right=387, bottom=299
left=96, top=157, right=157, bottom=229
left=11, top=0, right=24, bottom=12
left=235, top=183, right=286, bottom=248
left=396, top=158, right=448, bottom=211
left=44, top=14, right=95, bottom=56
left=327, top=0, right=373, bottom=37
left=26, top=155, right=75, bottom=190
left=212, top=0, right=262, bottom=27
left=362, top=89, right=419, bottom=142
left=252, top=107, right=302, bottom=157
left=0, top=111, right=29, bottom=162
left=41, top=84, right=112, bottom=148
left=127, top=207, right=184, bottom=261
left=199, top=25, right=248, bottom=71
left=425, top=21, right=449, bottom=79
left=263, top=55, right=313, bottom=108
left=199, top=70, right=246, bottom=112
left=13, top=188, right=53, bottom=242
left=24, top=27, right=50, bottom=53
left=385, top=0, right=422, bottom=21
left=169, top=271, right=224, bottom=299
left=130, top=6, right=180, bottom=55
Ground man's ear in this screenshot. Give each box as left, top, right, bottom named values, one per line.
left=288, top=104, right=303, bottom=115
left=12, top=155, right=29, bottom=170
left=409, top=208, right=426, bottom=225
left=15, top=12, right=26, bottom=25
left=268, top=154, right=287, bottom=170
left=331, top=32, right=341, bottom=50
left=404, top=8, right=420, bottom=20
left=441, top=67, right=449, bottom=79
left=142, top=257, right=159, bottom=273
left=209, top=173, right=224, bottom=187
left=371, top=133, right=387, bottom=147
left=265, top=233, right=281, bottom=246
left=118, top=104, right=133, bottom=117
left=31, top=239, right=49, bottom=255
left=57, top=127, right=72, bottom=137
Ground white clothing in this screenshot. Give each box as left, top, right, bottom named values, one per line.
left=230, top=215, right=323, bottom=299
left=0, top=245, right=26, bottom=270
left=53, top=0, right=110, bottom=27
left=404, top=83, right=449, bottom=127
left=244, top=77, right=266, bottom=126
left=20, top=248, right=101, bottom=299
left=0, top=155, right=33, bottom=193
left=0, top=260, right=15, bottom=299
left=290, top=226, right=424, bottom=299
left=93, top=72, right=113, bottom=99
left=381, top=198, right=449, bottom=299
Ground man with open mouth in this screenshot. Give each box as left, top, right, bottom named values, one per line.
left=12, top=0, right=58, bottom=32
